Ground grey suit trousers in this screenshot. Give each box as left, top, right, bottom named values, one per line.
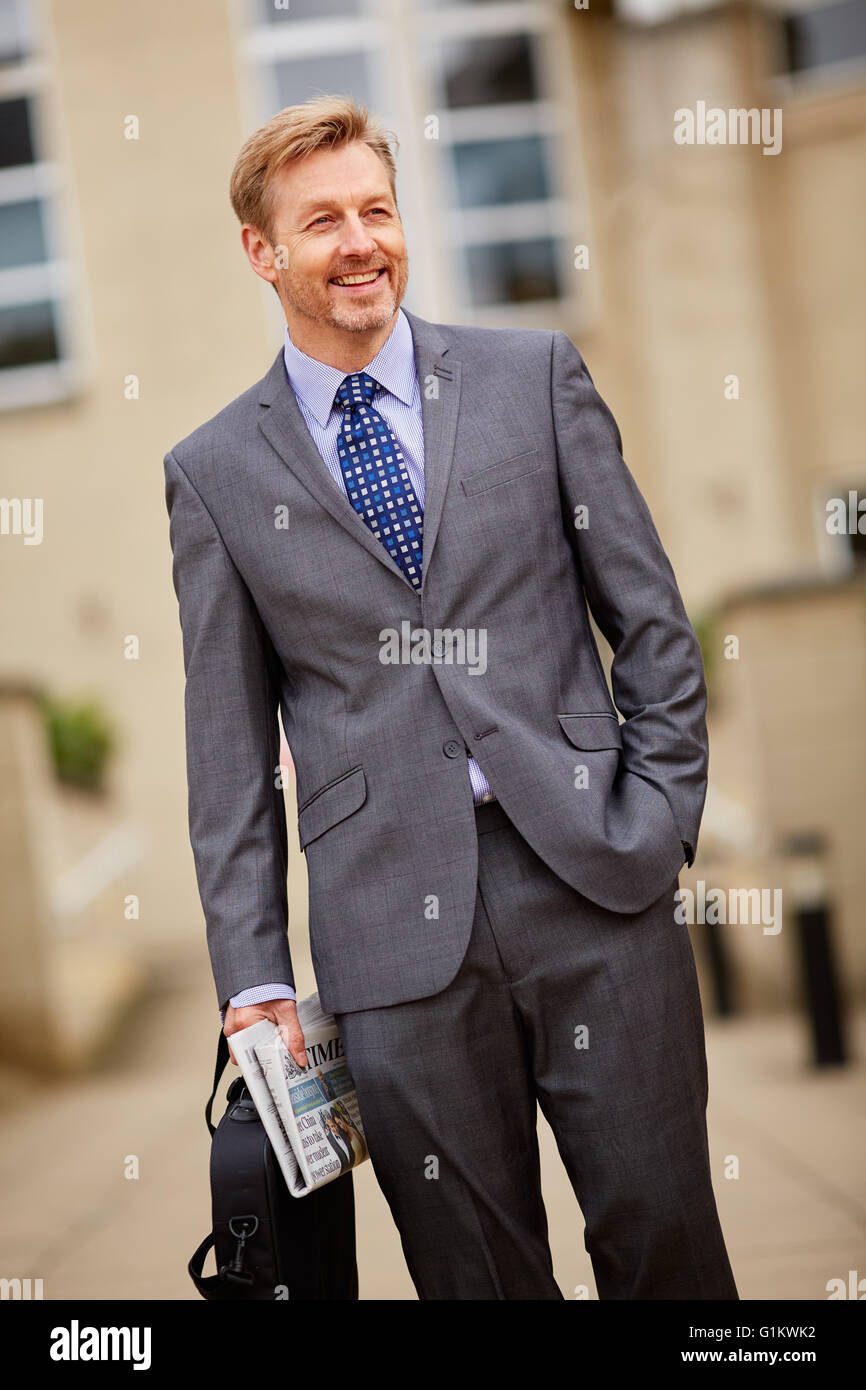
left=336, top=799, right=738, bottom=1301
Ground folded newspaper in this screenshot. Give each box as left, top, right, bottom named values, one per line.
left=229, top=993, right=368, bottom=1198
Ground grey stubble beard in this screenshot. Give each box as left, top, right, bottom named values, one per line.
left=277, top=255, right=409, bottom=335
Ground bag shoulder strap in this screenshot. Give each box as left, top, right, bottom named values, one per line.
left=205, top=1031, right=231, bottom=1136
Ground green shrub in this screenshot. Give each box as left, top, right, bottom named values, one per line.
left=41, top=695, right=116, bottom=791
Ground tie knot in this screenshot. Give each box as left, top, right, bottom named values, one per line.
left=335, top=371, right=378, bottom=412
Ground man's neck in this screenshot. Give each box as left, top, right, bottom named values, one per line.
left=284, top=310, right=400, bottom=373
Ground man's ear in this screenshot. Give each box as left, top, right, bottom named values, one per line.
left=241, top=223, right=279, bottom=288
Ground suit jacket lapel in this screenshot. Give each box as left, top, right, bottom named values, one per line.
left=256, top=308, right=462, bottom=596
left=403, top=308, right=462, bottom=590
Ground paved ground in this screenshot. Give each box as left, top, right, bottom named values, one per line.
left=1, top=935, right=864, bottom=1301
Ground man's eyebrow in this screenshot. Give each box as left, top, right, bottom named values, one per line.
left=295, top=191, right=395, bottom=220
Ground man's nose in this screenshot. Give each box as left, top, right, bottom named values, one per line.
left=337, top=214, right=378, bottom=256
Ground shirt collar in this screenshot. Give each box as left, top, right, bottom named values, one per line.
left=282, top=306, right=416, bottom=429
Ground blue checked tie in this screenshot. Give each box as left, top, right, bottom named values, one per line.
left=334, top=372, right=423, bottom=591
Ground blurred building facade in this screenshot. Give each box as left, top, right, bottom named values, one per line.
left=0, top=0, right=864, bottom=1068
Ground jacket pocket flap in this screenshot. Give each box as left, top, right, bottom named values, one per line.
left=557, top=713, right=623, bottom=750
left=460, top=448, right=540, bottom=496
left=297, top=766, right=366, bottom=850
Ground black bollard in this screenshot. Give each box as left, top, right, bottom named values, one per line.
left=782, top=833, right=847, bottom=1068
left=704, top=916, right=737, bottom=1017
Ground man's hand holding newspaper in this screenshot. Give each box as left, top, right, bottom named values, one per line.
left=224, top=993, right=369, bottom=1198
left=224, top=998, right=307, bottom=1069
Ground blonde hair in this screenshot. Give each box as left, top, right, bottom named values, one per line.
left=229, top=94, right=399, bottom=243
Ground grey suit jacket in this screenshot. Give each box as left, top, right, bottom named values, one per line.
left=164, top=309, right=708, bottom=1015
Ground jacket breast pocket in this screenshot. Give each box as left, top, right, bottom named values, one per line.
left=297, top=766, right=366, bottom=851
left=557, top=712, right=623, bottom=751
left=460, top=447, right=541, bottom=496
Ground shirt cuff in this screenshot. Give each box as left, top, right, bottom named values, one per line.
left=219, top=983, right=296, bottom=1027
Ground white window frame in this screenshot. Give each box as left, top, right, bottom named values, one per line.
left=408, top=0, right=589, bottom=327
left=0, top=1, right=82, bottom=410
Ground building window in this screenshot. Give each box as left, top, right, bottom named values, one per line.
left=439, top=32, right=538, bottom=108
left=764, top=0, right=866, bottom=93
left=780, top=0, right=866, bottom=78
left=272, top=50, right=373, bottom=110
left=0, top=0, right=78, bottom=408
left=256, top=0, right=363, bottom=20
left=451, top=133, right=552, bottom=207
left=238, top=0, right=382, bottom=175
left=0, top=0, right=30, bottom=62
left=464, top=236, right=560, bottom=306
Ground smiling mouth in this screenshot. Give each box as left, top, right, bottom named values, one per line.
left=329, top=268, right=387, bottom=287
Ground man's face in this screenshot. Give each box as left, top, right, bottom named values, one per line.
left=266, top=141, right=408, bottom=335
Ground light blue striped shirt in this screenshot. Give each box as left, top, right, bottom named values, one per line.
left=225, top=308, right=494, bottom=1016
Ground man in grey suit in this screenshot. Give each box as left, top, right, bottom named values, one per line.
left=165, top=95, right=737, bottom=1300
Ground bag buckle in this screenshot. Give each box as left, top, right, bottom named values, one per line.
left=220, top=1214, right=258, bottom=1286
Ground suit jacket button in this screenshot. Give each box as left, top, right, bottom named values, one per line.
left=443, top=739, right=463, bottom=758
